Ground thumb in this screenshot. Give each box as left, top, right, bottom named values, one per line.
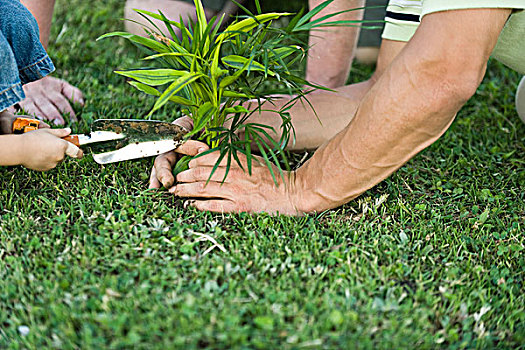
left=64, top=141, right=83, bottom=159
left=175, top=140, right=209, bottom=157
left=45, top=127, right=72, bottom=137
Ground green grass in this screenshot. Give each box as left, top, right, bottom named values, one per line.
left=1, top=0, right=524, bottom=348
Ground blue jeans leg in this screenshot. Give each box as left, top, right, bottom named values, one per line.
left=0, top=0, right=55, bottom=110
left=0, top=32, right=25, bottom=111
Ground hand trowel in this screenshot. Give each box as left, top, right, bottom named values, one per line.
left=14, top=118, right=188, bottom=164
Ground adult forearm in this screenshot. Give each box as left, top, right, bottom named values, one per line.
left=306, top=0, right=364, bottom=88
left=292, top=9, right=510, bottom=213
left=21, top=0, right=56, bottom=48
left=239, top=80, right=373, bottom=151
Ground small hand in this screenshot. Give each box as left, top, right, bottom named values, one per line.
left=20, top=128, right=83, bottom=171
left=171, top=149, right=302, bottom=215
left=13, top=76, right=84, bottom=125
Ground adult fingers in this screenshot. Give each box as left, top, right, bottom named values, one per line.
left=189, top=151, right=257, bottom=169
left=65, top=141, right=83, bottom=159
left=33, top=98, right=65, bottom=125
left=153, top=151, right=177, bottom=188
left=170, top=181, right=234, bottom=200
left=149, top=166, right=162, bottom=189
left=190, top=199, right=237, bottom=213
left=172, top=116, right=194, bottom=131
left=176, top=166, right=241, bottom=184
left=18, top=99, right=45, bottom=120
left=61, top=80, right=85, bottom=105
left=49, top=92, right=77, bottom=122
left=175, top=140, right=209, bottom=157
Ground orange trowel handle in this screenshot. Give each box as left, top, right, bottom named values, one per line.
left=62, top=135, right=80, bottom=147
left=13, top=117, right=81, bottom=146
left=12, top=117, right=40, bottom=134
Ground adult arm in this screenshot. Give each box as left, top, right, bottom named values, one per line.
left=172, top=8, right=511, bottom=214
left=305, top=0, right=364, bottom=88
left=16, top=0, right=84, bottom=125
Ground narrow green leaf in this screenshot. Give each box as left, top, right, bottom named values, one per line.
left=216, top=13, right=291, bottom=42
left=115, top=69, right=188, bottom=86
left=127, top=81, right=160, bottom=97
left=97, top=32, right=170, bottom=53
left=294, top=0, right=334, bottom=28
left=149, top=73, right=203, bottom=115
left=223, top=105, right=249, bottom=115
left=222, top=55, right=275, bottom=76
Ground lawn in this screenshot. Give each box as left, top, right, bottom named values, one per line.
left=0, top=0, right=524, bottom=348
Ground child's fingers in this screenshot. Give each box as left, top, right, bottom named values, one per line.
left=65, top=141, right=83, bottom=159
left=45, top=128, right=71, bottom=137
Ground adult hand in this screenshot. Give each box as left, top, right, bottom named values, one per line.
left=0, top=110, right=50, bottom=134
left=171, top=148, right=302, bottom=215
left=148, top=116, right=197, bottom=189
left=13, top=76, right=84, bottom=125
left=20, top=128, right=83, bottom=171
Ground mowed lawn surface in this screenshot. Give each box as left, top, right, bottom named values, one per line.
left=1, top=0, right=524, bottom=348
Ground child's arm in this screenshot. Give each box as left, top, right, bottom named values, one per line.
left=0, top=128, right=83, bottom=171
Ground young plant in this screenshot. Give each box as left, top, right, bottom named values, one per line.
left=98, top=0, right=373, bottom=182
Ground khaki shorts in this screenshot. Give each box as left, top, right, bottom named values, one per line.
left=381, top=0, right=525, bottom=74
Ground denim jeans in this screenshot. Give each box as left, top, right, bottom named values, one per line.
left=0, top=0, right=55, bottom=111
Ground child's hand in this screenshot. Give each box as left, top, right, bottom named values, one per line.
left=20, top=128, right=83, bottom=171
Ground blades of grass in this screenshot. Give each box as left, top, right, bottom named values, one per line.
left=149, top=73, right=203, bottom=115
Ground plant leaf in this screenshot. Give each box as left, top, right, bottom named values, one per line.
left=115, top=69, right=188, bottom=86
left=216, top=13, right=291, bottom=42
left=128, top=81, right=160, bottom=96
left=222, top=55, right=275, bottom=76
left=149, top=72, right=203, bottom=115
left=97, top=32, right=170, bottom=53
